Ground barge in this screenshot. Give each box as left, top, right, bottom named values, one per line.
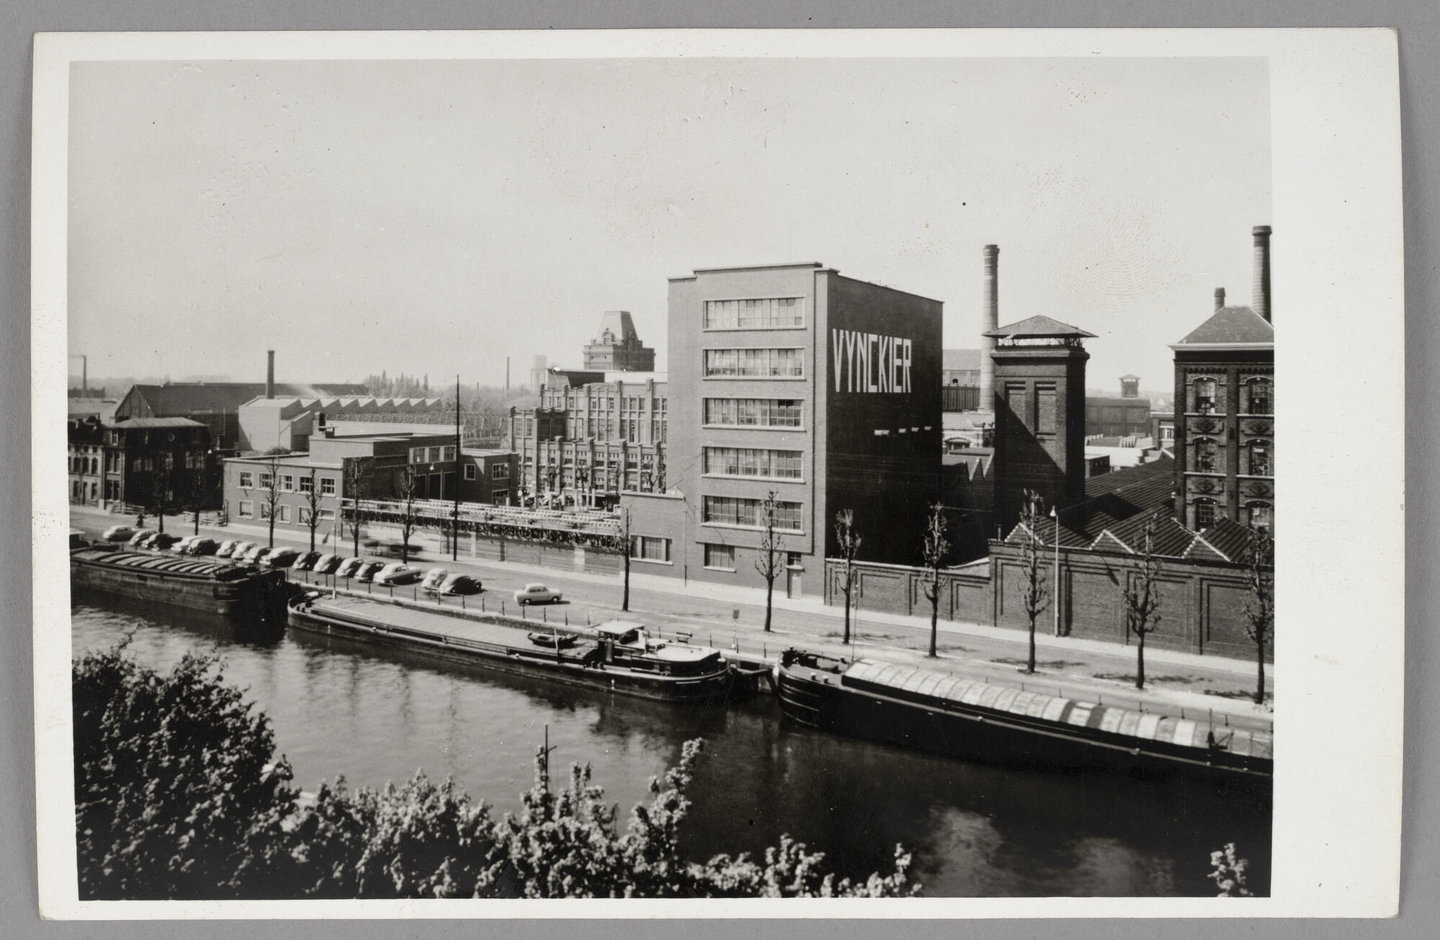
left=776, top=649, right=1272, bottom=781
left=287, top=593, right=739, bottom=704
left=70, top=547, right=290, bottom=617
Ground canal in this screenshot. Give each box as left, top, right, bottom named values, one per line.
left=70, top=590, right=1271, bottom=897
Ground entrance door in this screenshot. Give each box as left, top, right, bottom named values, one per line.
left=786, top=566, right=802, bottom=599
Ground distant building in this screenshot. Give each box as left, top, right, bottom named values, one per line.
left=69, top=416, right=214, bottom=513
left=1171, top=226, right=1275, bottom=534
left=1085, top=375, right=1153, bottom=438
left=115, top=381, right=369, bottom=452
left=582, top=310, right=656, bottom=372
left=238, top=395, right=447, bottom=455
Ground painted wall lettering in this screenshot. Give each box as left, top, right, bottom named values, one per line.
left=831, top=329, right=913, bottom=394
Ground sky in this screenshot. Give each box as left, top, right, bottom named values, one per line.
left=66, top=55, right=1269, bottom=392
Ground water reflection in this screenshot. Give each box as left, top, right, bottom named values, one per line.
left=69, top=591, right=1270, bottom=897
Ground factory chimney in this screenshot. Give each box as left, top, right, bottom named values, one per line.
left=980, top=245, right=999, bottom=411
left=1252, top=225, right=1272, bottom=323
left=266, top=349, right=275, bottom=398
left=1214, top=287, right=1226, bottom=311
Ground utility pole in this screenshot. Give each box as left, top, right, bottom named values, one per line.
left=1050, top=505, right=1062, bottom=636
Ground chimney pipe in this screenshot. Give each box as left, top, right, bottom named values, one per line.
left=1214, top=287, right=1226, bottom=311
left=1252, top=225, right=1272, bottom=323
left=266, top=350, right=275, bottom=398
left=980, top=245, right=999, bottom=411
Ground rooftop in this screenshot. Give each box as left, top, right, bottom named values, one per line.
left=984, top=315, right=1097, bottom=340
left=1173, top=306, right=1275, bottom=347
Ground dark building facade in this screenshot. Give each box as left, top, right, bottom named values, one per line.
left=1171, top=226, right=1275, bottom=534
left=986, top=315, right=1094, bottom=530
left=1085, top=374, right=1153, bottom=438
left=652, top=262, right=941, bottom=595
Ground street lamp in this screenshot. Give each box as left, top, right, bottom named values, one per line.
left=1049, top=505, right=1062, bottom=637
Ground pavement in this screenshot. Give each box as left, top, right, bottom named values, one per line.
left=70, top=504, right=1276, bottom=734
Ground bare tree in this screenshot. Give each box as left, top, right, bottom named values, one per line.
left=184, top=453, right=218, bottom=537
left=259, top=457, right=283, bottom=549
left=147, top=457, right=173, bottom=535
left=754, top=490, right=783, bottom=634
left=343, top=457, right=371, bottom=558
left=920, top=502, right=951, bottom=658
left=1017, top=490, right=1049, bottom=674
left=1119, top=512, right=1165, bottom=690
left=398, top=464, right=421, bottom=564
left=1242, top=527, right=1275, bottom=705
left=302, top=468, right=324, bottom=553
left=834, top=509, right=862, bottom=645
left=618, top=506, right=633, bottom=612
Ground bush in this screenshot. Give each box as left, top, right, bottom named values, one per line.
left=72, top=645, right=299, bottom=899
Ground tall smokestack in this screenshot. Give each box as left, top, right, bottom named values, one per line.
left=980, top=244, right=999, bottom=411
left=1214, top=287, right=1226, bottom=311
left=266, top=349, right=275, bottom=398
left=1252, top=225, right=1272, bottom=323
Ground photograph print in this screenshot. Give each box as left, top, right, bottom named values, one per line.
left=34, top=29, right=1403, bottom=915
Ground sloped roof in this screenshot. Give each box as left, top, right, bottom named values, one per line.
left=1098, top=507, right=1196, bottom=557
left=1192, top=517, right=1256, bottom=563
left=1174, top=306, right=1274, bottom=346
left=110, top=416, right=206, bottom=429
left=984, top=315, right=1097, bottom=339
left=119, top=382, right=369, bottom=417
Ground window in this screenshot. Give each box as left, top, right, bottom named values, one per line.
left=1161, top=425, right=1175, bottom=443
left=238, top=500, right=254, bottom=519
left=318, top=508, right=336, bottom=522
left=491, top=489, right=509, bottom=504
left=493, top=463, right=511, bottom=480
left=300, top=507, right=312, bottom=524
left=1249, top=503, right=1272, bottom=532
left=260, top=503, right=271, bottom=520
left=320, top=476, right=336, bottom=496
left=298, top=474, right=313, bottom=493
left=703, top=447, right=804, bottom=481
left=1249, top=443, right=1272, bottom=476
left=239, top=471, right=254, bottom=488
left=630, top=535, right=672, bottom=563
left=703, top=297, right=805, bottom=329
left=1248, top=380, right=1272, bottom=415
left=1194, top=438, right=1219, bottom=473
left=786, top=552, right=804, bottom=569
left=259, top=472, right=273, bottom=489
left=703, top=398, right=803, bottom=428
left=281, top=474, right=295, bottom=492
left=1194, top=499, right=1216, bottom=530
left=1035, top=384, right=1057, bottom=435
left=703, top=348, right=804, bottom=378
left=704, top=544, right=735, bottom=570
left=278, top=505, right=292, bottom=523
left=702, top=495, right=803, bottom=532
left=464, top=463, right=478, bottom=481
left=1194, top=378, right=1218, bottom=414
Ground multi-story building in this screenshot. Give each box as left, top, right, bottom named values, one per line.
left=582, top=310, right=656, bottom=372
left=1171, top=226, right=1275, bottom=534
left=636, top=262, right=941, bottom=596
left=66, top=418, right=108, bottom=506
left=509, top=369, right=668, bottom=507
left=74, top=417, right=215, bottom=513
left=1085, top=375, right=1153, bottom=438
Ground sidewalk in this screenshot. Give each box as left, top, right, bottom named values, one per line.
left=71, top=505, right=1274, bottom=728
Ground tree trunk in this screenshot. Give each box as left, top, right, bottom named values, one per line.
left=842, top=588, right=851, bottom=644
left=1027, top=615, right=1037, bottom=674
left=763, top=564, right=774, bottom=633
left=928, top=595, right=938, bottom=657
left=268, top=516, right=275, bottom=548
left=193, top=513, right=200, bottom=536
left=1136, top=628, right=1146, bottom=690
left=156, top=511, right=165, bottom=534
left=1256, top=641, right=1266, bottom=705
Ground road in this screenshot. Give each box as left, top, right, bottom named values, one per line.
left=70, top=506, right=1274, bottom=734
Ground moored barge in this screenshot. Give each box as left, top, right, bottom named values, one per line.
left=776, top=649, right=1272, bottom=780
left=70, top=547, right=290, bottom=617
left=288, top=593, right=738, bottom=703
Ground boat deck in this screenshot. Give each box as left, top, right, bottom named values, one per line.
left=304, top=593, right=587, bottom=654
left=72, top=548, right=249, bottom=580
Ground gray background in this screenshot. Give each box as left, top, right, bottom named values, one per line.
left=3, top=2, right=1433, bottom=938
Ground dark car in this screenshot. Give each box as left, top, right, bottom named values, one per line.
left=436, top=573, right=482, bottom=596
left=149, top=532, right=181, bottom=551
left=186, top=537, right=220, bottom=556
left=354, top=560, right=386, bottom=583
left=292, top=551, right=322, bottom=572
left=312, top=554, right=343, bottom=575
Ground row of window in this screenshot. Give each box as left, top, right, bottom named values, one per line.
left=701, top=495, right=804, bottom=532
left=702, top=446, right=804, bottom=481
left=703, top=348, right=804, bottom=379
left=238, top=469, right=338, bottom=495
left=234, top=501, right=338, bottom=523
left=1190, top=439, right=1272, bottom=476
left=1188, top=376, right=1273, bottom=415
left=626, top=540, right=806, bottom=572
left=702, top=398, right=803, bottom=428
left=1192, top=500, right=1271, bottom=532
left=407, top=445, right=458, bottom=465
left=703, top=297, right=805, bottom=330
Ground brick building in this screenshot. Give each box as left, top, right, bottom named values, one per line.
left=1171, top=226, right=1275, bottom=534
left=1085, top=374, right=1153, bottom=438
left=71, top=416, right=215, bottom=515
left=582, top=310, right=657, bottom=372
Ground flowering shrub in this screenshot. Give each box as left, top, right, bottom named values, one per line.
left=1208, top=843, right=1252, bottom=897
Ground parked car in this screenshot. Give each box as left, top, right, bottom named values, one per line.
left=214, top=539, right=242, bottom=558
left=420, top=568, right=450, bottom=593
left=102, top=525, right=137, bottom=542
left=187, top=537, right=220, bottom=556
left=127, top=529, right=156, bottom=548
left=354, top=560, right=386, bottom=583
left=150, top=533, right=181, bottom=551
left=171, top=535, right=199, bottom=554
left=263, top=548, right=301, bottom=569
left=375, top=563, right=424, bottom=586
left=228, top=541, right=257, bottom=561
left=513, top=583, right=562, bottom=605
left=334, top=557, right=365, bottom=579
left=436, top=574, right=482, bottom=597
left=239, top=545, right=271, bottom=565
left=292, top=551, right=322, bottom=572
left=312, top=553, right=343, bottom=575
